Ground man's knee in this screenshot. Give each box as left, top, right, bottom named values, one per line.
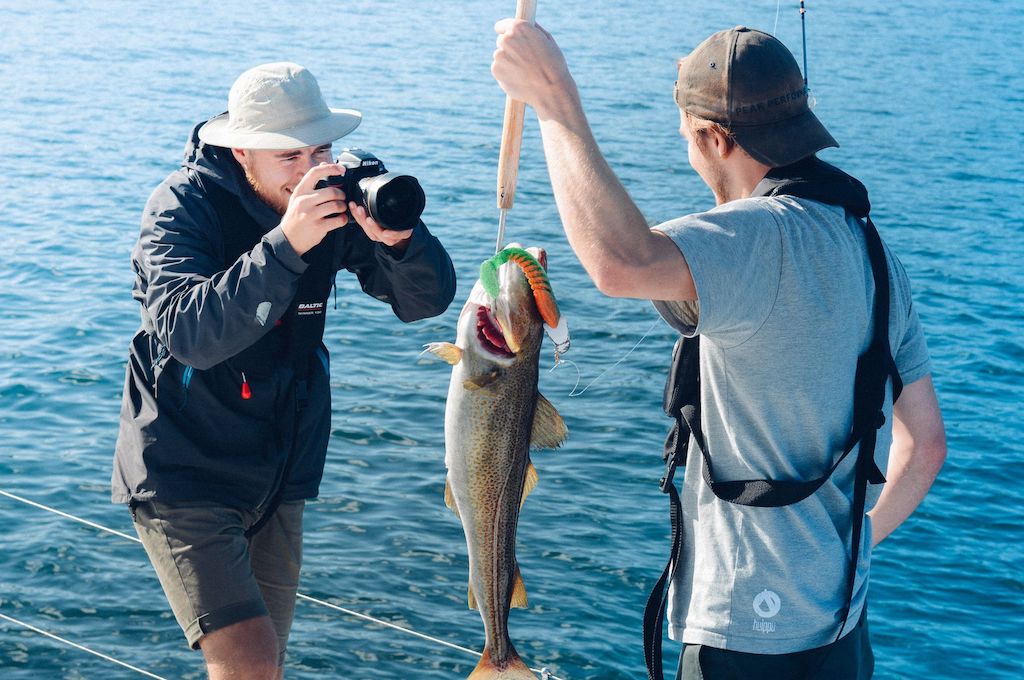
left=200, top=615, right=280, bottom=679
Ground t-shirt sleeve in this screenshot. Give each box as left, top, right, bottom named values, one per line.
left=894, top=303, right=932, bottom=385
left=652, top=200, right=783, bottom=345
left=887, top=250, right=932, bottom=385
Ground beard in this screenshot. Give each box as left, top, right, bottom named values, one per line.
left=241, top=165, right=290, bottom=216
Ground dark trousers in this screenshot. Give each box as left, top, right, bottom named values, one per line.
left=676, top=611, right=873, bottom=680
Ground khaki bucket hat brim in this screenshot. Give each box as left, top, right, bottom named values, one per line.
left=197, top=62, right=362, bottom=150
left=198, top=108, right=362, bottom=150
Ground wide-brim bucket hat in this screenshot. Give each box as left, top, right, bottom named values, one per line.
left=198, top=62, right=361, bottom=150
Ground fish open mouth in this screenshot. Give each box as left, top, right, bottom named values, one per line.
left=476, top=306, right=515, bottom=358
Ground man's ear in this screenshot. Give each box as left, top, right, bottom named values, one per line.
left=709, top=130, right=735, bottom=159
left=231, top=148, right=248, bottom=165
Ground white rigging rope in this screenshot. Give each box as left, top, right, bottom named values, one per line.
left=0, top=489, right=140, bottom=543
left=0, top=489, right=562, bottom=680
left=0, top=611, right=168, bottom=679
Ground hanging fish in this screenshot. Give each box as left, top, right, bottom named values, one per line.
left=424, top=245, right=568, bottom=680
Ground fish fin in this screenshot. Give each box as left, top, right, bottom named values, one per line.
left=530, top=392, right=568, bottom=449
left=468, top=646, right=537, bottom=679
left=444, top=477, right=460, bottom=518
left=468, top=582, right=478, bottom=610
left=463, top=370, right=499, bottom=391
left=421, top=342, right=462, bottom=365
left=519, top=460, right=538, bottom=511
left=511, top=565, right=529, bottom=609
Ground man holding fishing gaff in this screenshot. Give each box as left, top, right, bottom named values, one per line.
left=492, top=18, right=946, bottom=680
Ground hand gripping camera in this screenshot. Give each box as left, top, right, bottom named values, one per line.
left=315, top=149, right=426, bottom=230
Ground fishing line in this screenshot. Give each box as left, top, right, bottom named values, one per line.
left=0, top=488, right=564, bottom=680
left=550, top=316, right=665, bottom=397
left=773, top=0, right=782, bottom=35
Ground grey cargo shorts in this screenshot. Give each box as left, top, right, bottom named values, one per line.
left=130, top=498, right=304, bottom=665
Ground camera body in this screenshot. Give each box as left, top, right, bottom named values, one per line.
left=315, top=149, right=425, bottom=231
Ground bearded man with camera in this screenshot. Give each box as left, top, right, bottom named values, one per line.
left=112, top=62, right=455, bottom=679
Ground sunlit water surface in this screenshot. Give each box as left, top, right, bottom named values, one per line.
left=1, top=1, right=1022, bottom=678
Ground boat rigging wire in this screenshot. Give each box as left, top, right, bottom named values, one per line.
left=0, top=488, right=562, bottom=680
left=0, top=611, right=168, bottom=679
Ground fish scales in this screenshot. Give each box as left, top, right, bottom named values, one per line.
left=449, top=341, right=539, bottom=666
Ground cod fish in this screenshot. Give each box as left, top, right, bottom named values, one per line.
left=424, top=245, right=569, bottom=680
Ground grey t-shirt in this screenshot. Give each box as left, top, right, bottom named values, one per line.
left=652, top=195, right=931, bottom=654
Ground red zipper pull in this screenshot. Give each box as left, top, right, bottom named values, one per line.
left=241, top=372, right=252, bottom=400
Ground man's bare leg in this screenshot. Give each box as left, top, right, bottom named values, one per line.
left=200, top=616, right=281, bottom=680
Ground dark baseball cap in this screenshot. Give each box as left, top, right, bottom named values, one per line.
left=675, top=26, right=838, bottom=167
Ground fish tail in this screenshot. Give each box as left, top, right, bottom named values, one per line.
left=468, top=645, right=538, bottom=679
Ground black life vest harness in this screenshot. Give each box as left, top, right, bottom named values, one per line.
left=643, top=157, right=904, bottom=680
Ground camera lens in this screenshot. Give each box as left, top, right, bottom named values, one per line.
left=360, top=173, right=426, bottom=230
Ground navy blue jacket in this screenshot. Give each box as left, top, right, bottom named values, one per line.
left=112, top=122, right=455, bottom=507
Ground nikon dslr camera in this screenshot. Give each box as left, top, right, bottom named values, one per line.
left=315, top=149, right=426, bottom=231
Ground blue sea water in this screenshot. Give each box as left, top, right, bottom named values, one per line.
left=1, top=0, right=1022, bottom=678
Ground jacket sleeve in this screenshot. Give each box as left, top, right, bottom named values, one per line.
left=334, top=221, right=456, bottom=322
left=133, top=177, right=308, bottom=370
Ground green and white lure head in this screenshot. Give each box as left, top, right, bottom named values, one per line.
left=480, top=246, right=570, bottom=360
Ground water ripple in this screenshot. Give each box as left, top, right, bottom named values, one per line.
left=1, top=0, right=1022, bottom=678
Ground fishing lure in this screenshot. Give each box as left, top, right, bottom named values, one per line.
left=480, top=247, right=570, bottom=359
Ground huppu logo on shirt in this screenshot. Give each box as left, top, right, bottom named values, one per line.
left=296, top=302, right=325, bottom=316
left=752, top=589, right=781, bottom=633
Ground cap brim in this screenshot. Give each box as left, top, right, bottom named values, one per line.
left=731, top=108, right=838, bottom=167
left=197, top=108, right=362, bottom=150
